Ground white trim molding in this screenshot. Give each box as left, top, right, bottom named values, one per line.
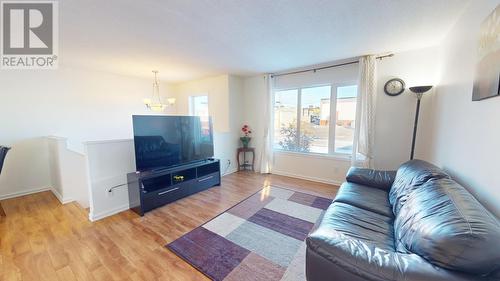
left=0, top=186, right=76, bottom=205
left=50, top=188, right=74, bottom=205
left=88, top=203, right=130, bottom=222
left=0, top=186, right=51, bottom=201
left=84, top=139, right=133, bottom=145
left=222, top=168, right=238, bottom=177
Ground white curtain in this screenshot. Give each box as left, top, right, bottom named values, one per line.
left=352, top=55, right=377, bottom=168
left=260, top=74, right=274, bottom=173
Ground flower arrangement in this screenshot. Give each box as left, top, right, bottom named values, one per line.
left=241, top=124, right=252, bottom=137
left=240, top=125, right=252, bottom=148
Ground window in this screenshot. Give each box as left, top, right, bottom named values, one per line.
left=300, top=86, right=331, bottom=153
left=274, top=89, right=298, bottom=151
left=189, top=95, right=210, bottom=135
left=335, top=85, right=357, bottom=153
left=190, top=95, right=209, bottom=117
left=273, top=84, right=358, bottom=155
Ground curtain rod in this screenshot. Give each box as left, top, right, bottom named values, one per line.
left=271, top=53, right=394, bottom=78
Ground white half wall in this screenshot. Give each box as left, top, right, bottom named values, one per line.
left=0, top=65, right=174, bottom=201
left=85, top=139, right=136, bottom=221
left=47, top=136, right=90, bottom=207
left=418, top=0, right=500, bottom=217
left=85, top=135, right=245, bottom=221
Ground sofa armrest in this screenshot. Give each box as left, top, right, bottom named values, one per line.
left=346, top=167, right=396, bottom=190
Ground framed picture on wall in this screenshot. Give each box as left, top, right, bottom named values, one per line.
left=472, top=4, right=499, bottom=101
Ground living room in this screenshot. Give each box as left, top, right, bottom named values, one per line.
left=0, top=0, right=499, bottom=280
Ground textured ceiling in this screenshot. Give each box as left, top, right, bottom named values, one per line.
left=61, top=0, right=469, bottom=82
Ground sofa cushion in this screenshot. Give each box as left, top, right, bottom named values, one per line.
left=394, top=178, right=500, bottom=275
left=334, top=182, right=393, bottom=217
left=309, top=202, right=395, bottom=252
left=307, top=202, right=486, bottom=281
left=389, top=160, right=450, bottom=214
left=346, top=167, right=397, bottom=190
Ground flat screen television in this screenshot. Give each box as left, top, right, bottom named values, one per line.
left=132, top=115, right=214, bottom=171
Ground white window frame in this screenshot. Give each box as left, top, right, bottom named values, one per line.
left=272, top=81, right=358, bottom=158
left=189, top=94, right=209, bottom=117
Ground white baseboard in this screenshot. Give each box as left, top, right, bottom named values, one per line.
left=89, top=203, right=130, bottom=222
left=222, top=168, right=238, bottom=177
left=50, top=188, right=74, bottom=205
left=0, top=186, right=51, bottom=201
left=271, top=170, right=343, bottom=186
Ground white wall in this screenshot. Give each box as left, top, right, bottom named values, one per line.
left=173, top=75, right=231, bottom=133
left=375, top=47, right=440, bottom=169
left=228, top=75, right=245, bottom=171
left=242, top=75, right=267, bottom=172
left=173, top=75, right=244, bottom=175
left=242, top=48, right=439, bottom=184
left=2, top=0, right=496, bottom=220
left=85, top=139, right=136, bottom=221
left=0, top=67, right=242, bottom=219
left=0, top=137, right=52, bottom=200
left=47, top=136, right=91, bottom=207
left=0, top=66, right=174, bottom=201
left=83, top=75, right=245, bottom=221
left=418, top=0, right=500, bottom=217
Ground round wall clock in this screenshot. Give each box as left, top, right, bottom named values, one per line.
left=384, top=78, right=406, bottom=96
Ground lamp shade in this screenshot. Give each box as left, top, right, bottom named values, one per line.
left=409, top=86, right=433, bottom=94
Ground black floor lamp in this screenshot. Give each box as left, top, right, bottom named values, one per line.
left=409, top=86, right=432, bottom=160
left=0, top=146, right=10, bottom=175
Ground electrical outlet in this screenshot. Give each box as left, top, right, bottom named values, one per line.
left=220, top=159, right=232, bottom=176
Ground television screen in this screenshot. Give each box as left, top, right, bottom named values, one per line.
left=132, top=115, right=214, bottom=171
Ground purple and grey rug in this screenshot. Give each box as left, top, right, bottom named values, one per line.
left=166, top=186, right=332, bottom=281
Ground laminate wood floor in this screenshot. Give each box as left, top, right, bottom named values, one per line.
left=0, top=172, right=338, bottom=281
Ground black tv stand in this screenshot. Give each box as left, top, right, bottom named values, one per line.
left=127, top=159, right=221, bottom=216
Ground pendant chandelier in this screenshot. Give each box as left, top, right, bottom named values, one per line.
left=143, top=70, right=175, bottom=112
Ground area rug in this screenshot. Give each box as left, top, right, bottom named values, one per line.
left=166, top=186, right=332, bottom=281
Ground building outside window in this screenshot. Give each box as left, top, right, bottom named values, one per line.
left=273, top=84, right=358, bottom=155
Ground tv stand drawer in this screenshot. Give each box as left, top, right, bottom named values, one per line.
left=191, top=172, right=220, bottom=194
left=142, top=185, right=188, bottom=212
left=157, top=187, right=181, bottom=196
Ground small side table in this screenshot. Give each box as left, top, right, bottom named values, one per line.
left=237, top=147, right=255, bottom=171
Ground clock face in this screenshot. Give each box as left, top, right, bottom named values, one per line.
left=384, top=78, right=405, bottom=96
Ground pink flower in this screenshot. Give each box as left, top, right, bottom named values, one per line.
left=241, top=124, right=252, bottom=137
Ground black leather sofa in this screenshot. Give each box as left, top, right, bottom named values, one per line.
left=306, top=160, right=500, bottom=281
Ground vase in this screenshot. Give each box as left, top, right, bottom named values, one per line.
left=240, top=137, right=251, bottom=148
